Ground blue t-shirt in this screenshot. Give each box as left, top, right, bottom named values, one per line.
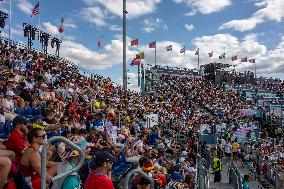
left=243, top=182, right=249, bottom=189
left=62, top=175, right=81, bottom=189
left=61, top=161, right=82, bottom=189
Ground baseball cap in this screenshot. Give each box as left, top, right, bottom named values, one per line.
left=12, top=115, right=27, bottom=127
left=93, top=150, right=117, bottom=163
left=6, top=91, right=15, bottom=96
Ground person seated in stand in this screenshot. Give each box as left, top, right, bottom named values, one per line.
left=84, top=150, right=117, bottom=189
left=20, top=128, right=58, bottom=189
left=42, top=100, right=60, bottom=124
left=0, top=143, right=15, bottom=189
left=5, top=116, right=28, bottom=162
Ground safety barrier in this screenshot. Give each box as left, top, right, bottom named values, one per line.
left=123, top=168, right=154, bottom=189
left=265, top=163, right=284, bottom=189
left=41, top=136, right=85, bottom=189
left=195, top=157, right=210, bottom=189
left=228, top=162, right=243, bottom=189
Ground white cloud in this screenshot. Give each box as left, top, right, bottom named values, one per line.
left=83, top=0, right=161, bottom=19
left=142, top=18, right=168, bottom=33
left=109, top=25, right=121, bottom=31
left=64, top=19, right=77, bottom=29
left=184, top=24, right=194, bottom=31
left=220, top=0, right=284, bottom=31
left=81, top=6, right=108, bottom=26
left=42, top=22, right=59, bottom=35
left=219, top=17, right=262, bottom=32
left=17, top=0, right=33, bottom=15
left=173, top=0, right=231, bottom=15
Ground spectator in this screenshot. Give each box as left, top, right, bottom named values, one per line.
left=84, top=151, right=117, bottom=189
left=5, top=116, right=28, bottom=162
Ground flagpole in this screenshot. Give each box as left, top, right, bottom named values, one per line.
left=38, top=0, right=40, bottom=28
left=198, top=48, right=200, bottom=73
left=155, top=41, right=157, bottom=66
left=138, top=63, right=140, bottom=87
left=8, top=0, right=11, bottom=45
left=122, top=0, right=127, bottom=90
left=254, top=59, right=256, bottom=79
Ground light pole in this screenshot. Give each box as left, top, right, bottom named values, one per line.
left=123, top=0, right=128, bottom=90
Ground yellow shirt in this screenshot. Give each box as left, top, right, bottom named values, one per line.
left=232, top=142, right=239, bottom=152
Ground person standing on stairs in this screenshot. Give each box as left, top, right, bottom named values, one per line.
left=243, top=175, right=250, bottom=189
left=212, top=152, right=222, bottom=182
left=232, top=139, right=239, bottom=160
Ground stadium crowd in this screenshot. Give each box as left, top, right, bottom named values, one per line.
left=0, top=40, right=283, bottom=189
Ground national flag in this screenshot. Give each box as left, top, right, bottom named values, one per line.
left=136, top=51, right=144, bottom=59
left=208, top=51, right=213, bottom=58
left=97, top=40, right=102, bottom=48
left=231, top=55, right=237, bottom=61
left=180, top=47, right=185, bottom=54
left=219, top=53, right=225, bottom=59
left=130, top=57, right=141, bottom=66
left=166, top=45, right=172, bottom=51
left=31, top=2, right=40, bottom=17
left=97, top=35, right=103, bottom=48
left=131, top=39, right=138, bottom=46
left=241, top=57, right=248, bottom=62
left=249, top=59, right=256, bottom=63
left=148, top=41, right=156, bottom=48
left=58, top=18, right=64, bottom=33
left=195, top=49, right=199, bottom=56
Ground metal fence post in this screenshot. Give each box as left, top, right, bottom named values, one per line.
left=41, top=136, right=85, bottom=189
left=123, top=169, right=154, bottom=189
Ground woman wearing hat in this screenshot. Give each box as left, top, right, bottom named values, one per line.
left=52, top=136, right=83, bottom=189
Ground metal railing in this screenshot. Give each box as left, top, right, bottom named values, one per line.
left=123, top=168, right=154, bottom=189
left=228, top=162, right=243, bottom=189
left=40, top=136, right=85, bottom=189
left=0, top=36, right=93, bottom=76
left=195, top=160, right=210, bottom=189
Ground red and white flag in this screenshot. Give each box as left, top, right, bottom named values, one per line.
left=130, top=57, right=141, bottom=66
left=131, top=39, right=138, bottom=46
left=58, top=18, right=64, bottom=33
left=195, top=49, right=199, bottom=55
left=148, top=41, right=156, bottom=48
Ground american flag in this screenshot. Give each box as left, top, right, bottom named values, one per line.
left=31, top=2, right=40, bottom=17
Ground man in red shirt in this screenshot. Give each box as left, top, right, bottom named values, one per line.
left=84, top=150, right=117, bottom=189
left=5, top=116, right=28, bottom=162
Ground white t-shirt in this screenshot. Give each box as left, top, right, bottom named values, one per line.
left=224, top=143, right=232, bottom=153
left=5, top=99, right=14, bottom=112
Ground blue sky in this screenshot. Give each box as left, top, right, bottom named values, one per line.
left=1, top=0, right=284, bottom=89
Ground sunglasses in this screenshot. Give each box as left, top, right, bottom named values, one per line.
left=37, top=134, right=46, bottom=138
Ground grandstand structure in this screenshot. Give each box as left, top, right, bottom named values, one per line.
left=143, top=65, right=202, bottom=93
left=0, top=27, right=284, bottom=189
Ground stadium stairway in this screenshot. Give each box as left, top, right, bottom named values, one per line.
left=208, top=159, right=234, bottom=189
left=235, top=161, right=275, bottom=189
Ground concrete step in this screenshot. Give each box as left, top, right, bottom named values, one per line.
left=209, top=182, right=234, bottom=189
